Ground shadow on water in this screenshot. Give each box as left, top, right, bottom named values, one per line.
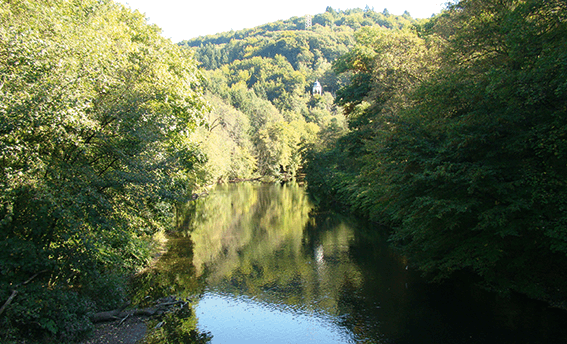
left=129, top=219, right=211, bottom=343
left=132, top=183, right=567, bottom=344
left=130, top=235, right=201, bottom=306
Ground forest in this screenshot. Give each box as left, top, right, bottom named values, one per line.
left=0, top=0, right=208, bottom=341
left=305, top=0, right=567, bottom=305
left=1, top=0, right=566, bottom=342
left=175, top=6, right=417, bottom=184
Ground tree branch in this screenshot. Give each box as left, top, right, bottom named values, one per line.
left=0, top=270, right=48, bottom=317
left=0, top=290, right=18, bottom=317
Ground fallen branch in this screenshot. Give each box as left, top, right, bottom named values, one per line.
left=118, top=313, right=131, bottom=326
left=23, top=270, right=48, bottom=286
left=91, top=310, right=121, bottom=323
left=92, top=296, right=187, bottom=323
left=0, top=270, right=48, bottom=317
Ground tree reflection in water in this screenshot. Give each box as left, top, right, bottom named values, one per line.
left=136, top=183, right=567, bottom=344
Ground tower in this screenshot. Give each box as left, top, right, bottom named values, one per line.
left=312, top=80, right=322, bottom=95
left=305, top=15, right=312, bottom=30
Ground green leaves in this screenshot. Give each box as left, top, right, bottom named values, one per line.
left=423, top=0, right=567, bottom=291
left=307, top=0, right=567, bottom=300
left=256, top=120, right=319, bottom=179
left=1, top=0, right=208, bottom=340
left=178, top=9, right=420, bottom=182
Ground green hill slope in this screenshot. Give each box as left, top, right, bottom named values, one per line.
left=176, top=7, right=418, bottom=183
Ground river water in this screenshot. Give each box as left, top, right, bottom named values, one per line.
left=137, top=183, right=567, bottom=343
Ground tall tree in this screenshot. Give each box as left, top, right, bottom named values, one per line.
left=355, top=0, right=567, bottom=299
left=0, top=0, right=208, bottom=340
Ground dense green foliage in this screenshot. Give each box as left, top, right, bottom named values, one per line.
left=0, top=3, right=424, bottom=341
left=179, top=7, right=418, bottom=182
left=305, top=0, right=567, bottom=301
left=182, top=7, right=414, bottom=70
left=10, top=0, right=565, bottom=340
left=0, top=0, right=208, bottom=341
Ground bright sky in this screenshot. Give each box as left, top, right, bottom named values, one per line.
left=114, top=0, right=450, bottom=43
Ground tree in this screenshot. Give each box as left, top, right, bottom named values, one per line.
left=363, top=0, right=567, bottom=299
left=309, top=26, right=440, bottom=209
left=0, top=0, right=208, bottom=340
left=256, top=120, right=318, bottom=179
left=307, top=0, right=567, bottom=302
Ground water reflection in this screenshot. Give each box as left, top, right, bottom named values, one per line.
left=196, top=293, right=353, bottom=344
left=149, top=183, right=567, bottom=343
left=131, top=236, right=201, bottom=305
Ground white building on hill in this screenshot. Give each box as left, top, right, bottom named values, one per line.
left=312, top=80, right=322, bottom=95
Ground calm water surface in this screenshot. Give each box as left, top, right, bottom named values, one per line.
left=144, top=183, right=567, bottom=343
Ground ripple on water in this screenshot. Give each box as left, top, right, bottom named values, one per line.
left=195, top=292, right=356, bottom=344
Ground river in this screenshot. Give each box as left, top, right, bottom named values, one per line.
left=134, top=183, right=567, bottom=343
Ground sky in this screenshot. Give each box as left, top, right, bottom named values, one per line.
left=114, top=0, right=450, bottom=43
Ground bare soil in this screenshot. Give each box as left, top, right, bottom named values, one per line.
left=81, top=316, right=147, bottom=344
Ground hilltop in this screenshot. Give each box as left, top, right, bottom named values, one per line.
left=173, top=7, right=419, bottom=183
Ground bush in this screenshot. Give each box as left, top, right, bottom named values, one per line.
left=1, top=285, right=94, bottom=343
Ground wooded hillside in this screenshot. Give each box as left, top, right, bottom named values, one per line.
left=305, top=0, right=567, bottom=304
left=175, top=7, right=419, bottom=183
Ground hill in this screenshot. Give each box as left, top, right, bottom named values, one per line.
left=175, top=7, right=418, bottom=183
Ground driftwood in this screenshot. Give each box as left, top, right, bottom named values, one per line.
left=133, top=308, right=159, bottom=317
left=118, top=312, right=131, bottom=326
left=91, top=296, right=186, bottom=324
left=91, top=310, right=122, bottom=323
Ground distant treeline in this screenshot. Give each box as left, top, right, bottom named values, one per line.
left=173, top=7, right=420, bottom=186
left=181, top=6, right=414, bottom=50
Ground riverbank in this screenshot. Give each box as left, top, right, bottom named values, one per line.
left=81, top=296, right=192, bottom=344
left=81, top=316, right=147, bottom=344
left=79, top=232, right=171, bottom=344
